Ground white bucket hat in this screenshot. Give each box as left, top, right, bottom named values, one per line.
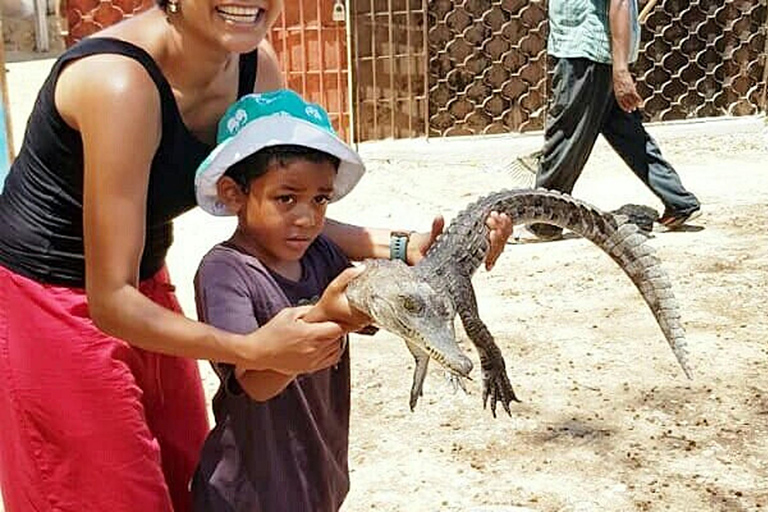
left=195, top=89, right=365, bottom=216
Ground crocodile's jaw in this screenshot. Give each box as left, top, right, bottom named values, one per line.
left=377, top=314, right=472, bottom=377
left=346, top=260, right=473, bottom=377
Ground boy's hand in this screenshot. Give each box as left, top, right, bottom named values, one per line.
left=302, top=266, right=372, bottom=333
left=248, top=306, right=346, bottom=374
left=408, top=211, right=513, bottom=270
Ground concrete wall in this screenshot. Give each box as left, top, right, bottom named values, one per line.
left=2, top=0, right=64, bottom=54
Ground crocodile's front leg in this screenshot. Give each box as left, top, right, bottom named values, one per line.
left=404, top=341, right=430, bottom=411
left=454, top=279, right=519, bottom=417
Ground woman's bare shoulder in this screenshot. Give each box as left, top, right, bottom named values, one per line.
left=55, top=10, right=168, bottom=118
left=255, top=39, right=285, bottom=92
left=55, top=52, right=161, bottom=131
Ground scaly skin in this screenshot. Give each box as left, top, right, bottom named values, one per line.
left=346, top=188, right=692, bottom=416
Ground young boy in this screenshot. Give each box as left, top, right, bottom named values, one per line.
left=191, top=89, right=371, bottom=511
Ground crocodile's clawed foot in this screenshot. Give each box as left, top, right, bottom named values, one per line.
left=481, top=363, right=519, bottom=418
left=409, top=376, right=425, bottom=411
left=407, top=346, right=431, bottom=412
left=444, top=372, right=469, bottom=395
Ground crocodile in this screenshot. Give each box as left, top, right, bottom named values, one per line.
left=345, top=188, right=692, bottom=416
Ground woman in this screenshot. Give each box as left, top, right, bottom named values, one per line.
left=0, top=1, right=511, bottom=510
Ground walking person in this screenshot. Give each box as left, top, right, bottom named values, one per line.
left=528, top=0, right=700, bottom=240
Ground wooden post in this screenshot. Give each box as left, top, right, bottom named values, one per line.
left=34, top=0, right=51, bottom=52
left=0, top=16, right=16, bottom=190
left=344, top=0, right=356, bottom=146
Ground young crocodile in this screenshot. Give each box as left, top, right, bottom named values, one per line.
left=345, top=188, right=692, bottom=416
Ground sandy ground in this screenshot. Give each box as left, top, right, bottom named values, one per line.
left=4, top=56, right=768, bottom=511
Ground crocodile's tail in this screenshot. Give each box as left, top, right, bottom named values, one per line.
left=444, top=188, right=692, bottom=379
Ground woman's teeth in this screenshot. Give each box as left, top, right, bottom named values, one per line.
left=216, top=6, right=263, bottom=23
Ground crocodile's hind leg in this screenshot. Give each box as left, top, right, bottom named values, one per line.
left=454, top=278, right=519, bottom=417
left=404, top=341, right=430, bottom=411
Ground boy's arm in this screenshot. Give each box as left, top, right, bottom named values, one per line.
left=195, top=257, right=297, bottom=402
left=302, top=266, right=371, bottom=331
left=235, top=367, right=296, bottom=402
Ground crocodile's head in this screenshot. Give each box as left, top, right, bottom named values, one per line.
left=345, top=259, right=473, bottom=377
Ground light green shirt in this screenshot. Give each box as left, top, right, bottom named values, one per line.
left=548, top=0, right=640, bottom=65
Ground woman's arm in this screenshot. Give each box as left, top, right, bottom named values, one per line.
left=234, top=267, right=369, bottom=401
left=322, top=219, right=389, bottom=261
left=55, top=55, right=345, bottom=373
left=58, top=55, right=258, bottom=364
left=324, top=212, right=512, bottom=271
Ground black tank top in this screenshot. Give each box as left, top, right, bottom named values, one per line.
left=0, top=38, right=258, bottom=287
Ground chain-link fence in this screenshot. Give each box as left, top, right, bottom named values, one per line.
left=63, top=0, right=152, bottom=47
left=637, top=0, right=767, bottom=120
left=352, top=0, right=767, bottom=141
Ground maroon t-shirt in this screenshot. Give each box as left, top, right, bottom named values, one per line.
left=192, top=236, right=351, bottom=512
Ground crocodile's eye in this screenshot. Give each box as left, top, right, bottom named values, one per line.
left=400, top=295, right=424, bottom=314
left=433, top=299, right=449, bottom=317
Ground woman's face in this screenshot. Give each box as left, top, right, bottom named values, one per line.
left=180, top=0, right=284, bottom=53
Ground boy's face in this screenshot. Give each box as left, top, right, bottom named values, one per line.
left=233, top=159, right=336, bottom=268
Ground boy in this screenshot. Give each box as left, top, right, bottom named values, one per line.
left=191, top=89, right=371, bottom=511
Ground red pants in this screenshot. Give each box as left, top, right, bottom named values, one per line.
left=0, top=265, right=209, bottom=512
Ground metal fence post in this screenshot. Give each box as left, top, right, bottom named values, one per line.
left=761, top=5, right=768, bottom=113
left=34, top=0, right=50, bottom=52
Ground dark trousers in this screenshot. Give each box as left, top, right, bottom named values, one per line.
left=534, top=58, right=699, bottom=235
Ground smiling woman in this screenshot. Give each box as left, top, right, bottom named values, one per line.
left=0, top=0, right=370, bottom=510
left=0, top=1, right=313, bottom=510
left=0, top=0, right=513, bottom=509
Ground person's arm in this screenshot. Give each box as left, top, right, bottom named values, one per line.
left=302, top=266, right=371, bottom=330
left=56, top=55, right=345, bottom=373
left=235, top=367, right=296, bottom=402
left=202, top=266, right=368, bottom=402
left=324, top=211, right=512, bottom=271
left=195, top=258, right=299, bottom=402
left=609, top=0, right=642, bottom=112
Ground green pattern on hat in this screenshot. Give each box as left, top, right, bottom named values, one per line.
left=195, top=89, right=365, bottom=216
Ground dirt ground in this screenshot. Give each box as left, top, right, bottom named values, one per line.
left=171, top=119, right=767, bottom=512
left=5, top=56, right=768, bottom=511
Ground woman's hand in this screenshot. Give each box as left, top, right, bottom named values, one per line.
left=407, top=211, right=513, bottom=270
left=237, top=267, right=371, bottom=375
left=484, top=210, right=514, bottom=270
left=302, top=266, right=372, bottom=333
left=407, top=215, right=444, bottom=266
left=243, top=306, right=347, bottom=374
